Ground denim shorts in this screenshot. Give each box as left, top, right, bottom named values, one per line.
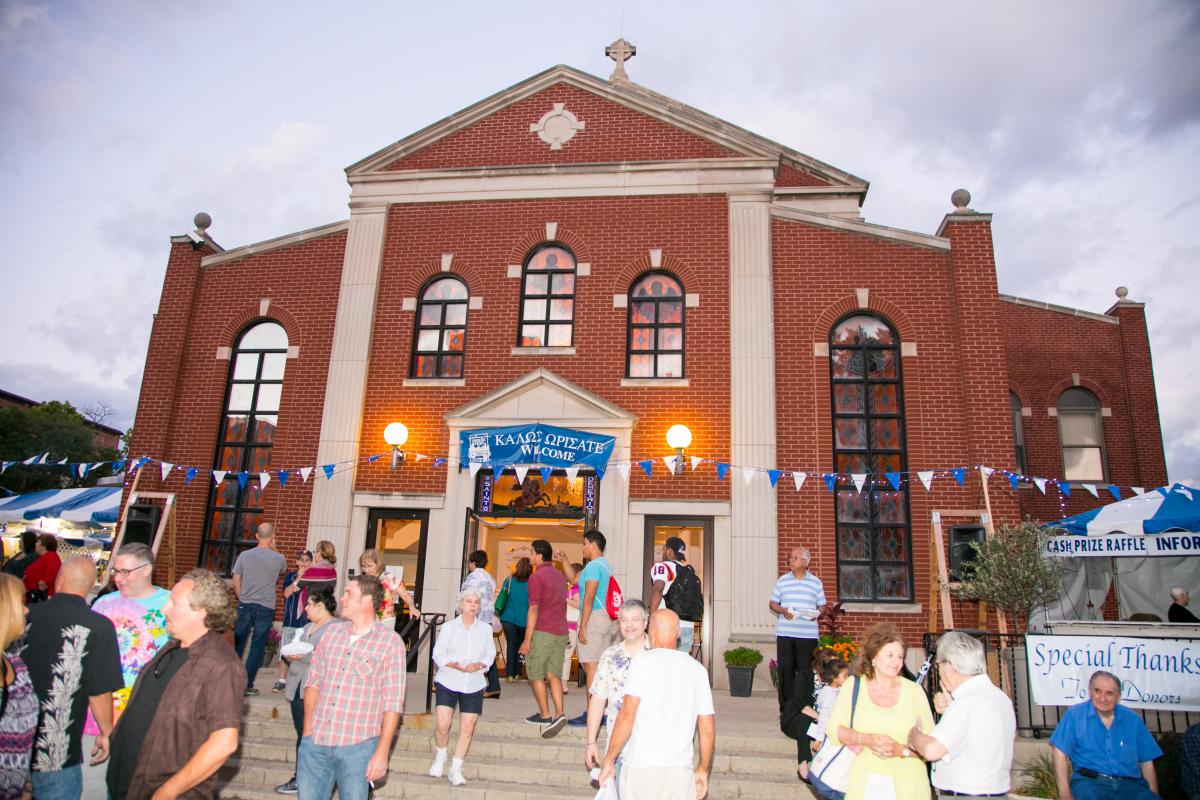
left=435, top=683, right=484, bottom=714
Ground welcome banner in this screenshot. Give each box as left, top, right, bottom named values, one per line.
left=460, top=423, right=616, bottom=475
left=1026, top=634, right=1200, bottom=711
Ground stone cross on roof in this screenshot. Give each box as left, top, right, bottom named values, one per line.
left=605, top=38, right=636, bottom=82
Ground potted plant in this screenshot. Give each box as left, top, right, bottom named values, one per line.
left=768, top=658, right=779, bottom=689
left=817, top=601, right=859, bottom=664
left=724, top=646, right=763, bottom=697
left=261, top=626, right=282, bottom=667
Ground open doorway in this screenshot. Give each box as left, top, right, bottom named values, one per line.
left=643, top=516, right=713, bottom=672
left=366, top=508, right=428, bottom=666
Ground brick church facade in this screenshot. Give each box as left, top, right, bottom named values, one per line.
left=127, top=54, right=1165, bottom=674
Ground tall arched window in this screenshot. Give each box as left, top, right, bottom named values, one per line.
left=411, top=276, right=468, bottom=378
left=201, top=320, right=288, bottom=576
left=627, top=271, right=685, bottom=378
left=829, top=314, right=912, bottom=602
left=518, top=245, right=576, bottom=347
left=1058, top=388, right=1105, bottom=481
left=1011, top=391, right=1027, bottom=474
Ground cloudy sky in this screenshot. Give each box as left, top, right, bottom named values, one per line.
left=2, top=1, right=1197, bottom=483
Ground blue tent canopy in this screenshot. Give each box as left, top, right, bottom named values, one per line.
left=1044, top=483, right=1199, bottom=537
left=0, top=487, right=121, bottom=526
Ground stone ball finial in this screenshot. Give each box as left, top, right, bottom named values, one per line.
left=194, top=212, right=212, bottom=232
left=1115, top=286, right=1129, bottom=301
left=951, top=189, right=972, bottom=210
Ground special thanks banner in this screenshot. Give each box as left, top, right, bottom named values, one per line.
left=1026, top=634, right=1200, bottom=712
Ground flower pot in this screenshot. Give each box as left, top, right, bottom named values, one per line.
left=727, top=665, right=755, bottom=697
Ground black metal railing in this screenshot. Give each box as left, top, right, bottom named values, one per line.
left=399, top=612, right=446, bottom=713
left=922, top=631, right=1199, bottom=736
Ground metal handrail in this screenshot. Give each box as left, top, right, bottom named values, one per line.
left=400, top=612, right=447, bottom=713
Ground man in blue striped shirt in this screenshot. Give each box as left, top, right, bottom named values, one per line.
left=769, top=547, right=826, bottom=714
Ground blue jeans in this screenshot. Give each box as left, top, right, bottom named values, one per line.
left=31, top=765, right=82, bottom=800
left=297, top=736, right=379, bottom=800
left=677, top=625, right=695, bottom=653
left=1070, top=773, right=1159, bottom=799
left=233, top=602, right=273, bottom=688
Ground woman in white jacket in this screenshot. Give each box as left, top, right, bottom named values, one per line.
left=429, top=588, right=497, bottom=787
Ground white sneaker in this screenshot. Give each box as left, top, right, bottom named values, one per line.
left=448, top=766, right=466, bottom=786
left=428, top=755, right=446, bottom=778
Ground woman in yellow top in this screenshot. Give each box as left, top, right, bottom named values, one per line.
left=826, top=623, right=934, bottom=799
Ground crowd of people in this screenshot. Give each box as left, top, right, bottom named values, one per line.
left=0, top=521, right=1194, bottom=799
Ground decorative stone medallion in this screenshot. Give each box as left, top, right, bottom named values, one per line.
left=529, top=103, right=586, bottom=150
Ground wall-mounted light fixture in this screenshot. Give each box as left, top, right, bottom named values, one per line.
left=384, top=422, right=409, bottom=469
left=666, top=424, right=692, bottom=476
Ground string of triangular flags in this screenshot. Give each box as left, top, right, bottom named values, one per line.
left=1, top=450, right=1185, bottom=507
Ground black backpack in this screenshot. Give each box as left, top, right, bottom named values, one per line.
left=664, top=563, right=703, bottom=622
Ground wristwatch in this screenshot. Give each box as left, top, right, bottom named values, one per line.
left=900, top=748, right=911, bottom=758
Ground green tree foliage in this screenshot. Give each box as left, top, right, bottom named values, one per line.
left=953, top=520, right=1068, bottom=628
left=0, top=401, right=120, bottom=494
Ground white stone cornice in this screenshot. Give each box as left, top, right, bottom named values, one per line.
left=771, top=205, right=951, bottom=251
left=348, top=160, right=777, bottom=205
left=935, top=211, right=994, bottom=237
left=200, top=221, right=350, bottom=268
left=999, top=294, right=1119, bottom=325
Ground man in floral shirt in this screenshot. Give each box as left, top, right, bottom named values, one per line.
left=83, top=543, right=170, bottom=797
left=584, top=599, right=650, bottom=775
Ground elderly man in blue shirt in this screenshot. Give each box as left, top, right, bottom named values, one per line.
left=1050, top=670, right=1162, bottom=799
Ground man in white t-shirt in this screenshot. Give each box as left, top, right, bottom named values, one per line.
left=907, top=631, right=1016, bottom=799
left=598, top=610, right=715, bottom=800
left=646, top=536, right=700, bottom=653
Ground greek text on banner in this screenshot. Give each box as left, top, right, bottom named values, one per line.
left=1026, top=634, right=1200, bottom=712
left=460, top=424, right=615, bottom=473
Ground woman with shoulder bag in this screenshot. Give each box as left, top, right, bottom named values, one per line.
left=496, top=558, right=531, bottom=684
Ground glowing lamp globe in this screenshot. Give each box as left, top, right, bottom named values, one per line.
left=383, top=422, right=409, bottom=447
left=666, top=424, right=692, bottom=450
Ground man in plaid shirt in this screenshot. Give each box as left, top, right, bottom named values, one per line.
left=299, top=573, right=406, bottom=799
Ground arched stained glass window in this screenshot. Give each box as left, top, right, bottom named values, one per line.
left=411, top=276, right=468, bottom=378
left=518, top=245, right=576, bottom=348
left=201, top=320, right=287, bottom=576
left=627, top=272, right=685, bottom=378
left=1058, top=388, right=1105, bottom=481
left=829, top=314, right=912, bottom=603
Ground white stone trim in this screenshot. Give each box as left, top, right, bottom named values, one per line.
left=629, top=500, right=730, bottom=516
left=507, top=265, right=521, bottom=278
left=842, top=603, right=923, bottom=615
left=529, top=104, right=585, bottom=151
left=286, top=346, right=300, bottom=359
left=855, top=288, right=869, bottom=308
left=200, top=220, right=350, bottom=267
left=1101, top=407, right=1112, bottom=417
left=445, top=367, right=636, bottom=427
left=441, top=253, right=454, bottom=271
left=401, top=297, right=417, bottom=311
left=349, top=160, right=779, bottom=207
left=576, top=262, right=590, bottom=276
left=901, top=342, right=917, bottom=357
left=999, top=294, right=1118, bottom=325
left=649, top=248, right=663, bottom=268
left=813, top=342, right=829, bottom=357
left=1047, top=408, right=1058, bottom=417
left=352, top=492, right=445, bottom=509
left=259, top=298, right=271, bottom=315
left=511, top=346, right=575, bottom=356
left=619, top=378, right=689, bottom=388
left=1072, top=373, right=1081, bottom=386
left=613, top=294, right=628, bottom=308
left=771, top=205, right=951, bottom=252
left=685, top=293, right=700, bottom=308
left=468, top=296, right=483, bottom=310
left=1022, top=407, right=1032, bottom=417
left=402, top=378, right=466, bottom=388
left=216, top=346, right=231, bottom=360
left=545, top=222, right=558, bottom=240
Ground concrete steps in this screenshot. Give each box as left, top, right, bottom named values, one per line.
left=220, top=696, right=807, bottom=799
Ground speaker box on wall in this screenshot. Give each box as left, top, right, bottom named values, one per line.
left=124, top=503, right=161, bottom=547
left=948, top=524, right=986, bottom=581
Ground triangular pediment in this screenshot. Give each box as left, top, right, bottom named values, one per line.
left=444, top=368, right=636, bottom=430
left=347, top=65, right=866, bottom=191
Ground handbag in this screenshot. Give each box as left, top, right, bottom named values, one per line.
left=809, top=676, right=862, bottom=793
left=494, top=577, right=510, bottom=615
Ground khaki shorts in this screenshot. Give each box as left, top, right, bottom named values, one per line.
left=526, top=630, right=569, bottom=680
left=577, top=611, right=617, bottom=663
left=619, top=765, right=694, bottom=799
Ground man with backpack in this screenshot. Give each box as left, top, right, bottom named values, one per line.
left=648, top=536, right=703, bottom=653
left=569, top=530, right=619, bottom=727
